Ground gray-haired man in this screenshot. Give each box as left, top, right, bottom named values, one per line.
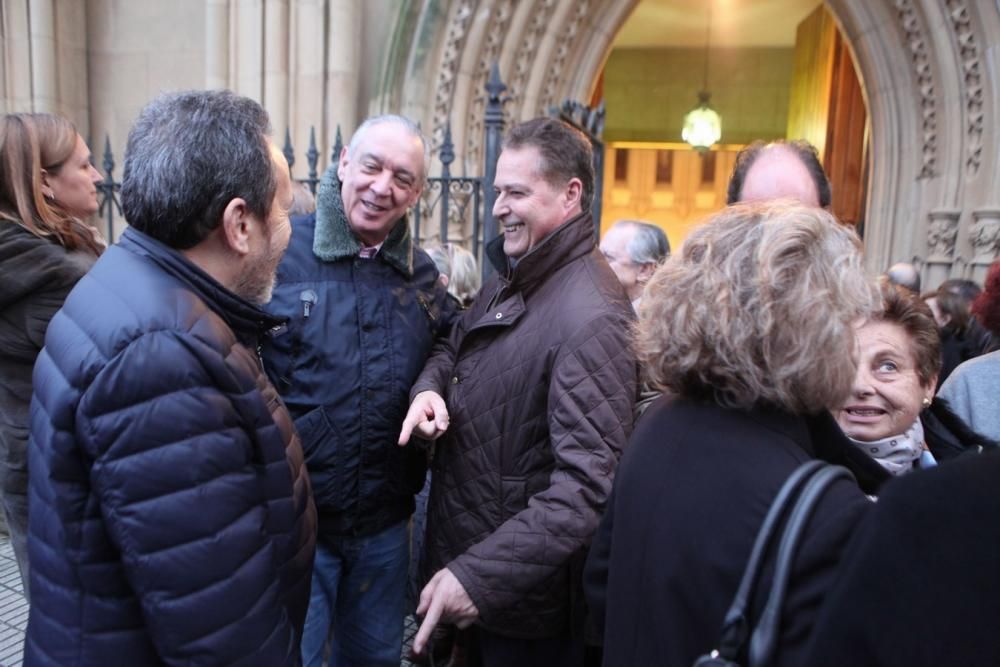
left=600, top=219, right=670, bottom=309
left=260, top=115, right=457, bottom=666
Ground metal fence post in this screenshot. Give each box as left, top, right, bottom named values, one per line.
left=306, top=126, right=320, bottom=194
left=482, top=62, right=508, bottom=280
left=438, top=122, right=455, bottom=244
left=332, top=125, right=343, bottom=164
left=282, top=127, right=295, bottom=171
left=97, top=135, right=121, bottom=241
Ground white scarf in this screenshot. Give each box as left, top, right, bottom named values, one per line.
left=849, top=419, right=926, bottom=476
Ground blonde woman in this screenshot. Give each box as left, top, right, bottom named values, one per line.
left=585, top=202, right=887, bottom=667
left=0, top=112, right=103, bottom=594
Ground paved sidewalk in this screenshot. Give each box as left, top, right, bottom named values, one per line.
left=0, top=538, right=26, bottom=667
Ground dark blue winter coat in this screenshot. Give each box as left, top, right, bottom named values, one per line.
left=261, top=167, right=457, bottom=539
left=26, top=228, right=317, bottom=666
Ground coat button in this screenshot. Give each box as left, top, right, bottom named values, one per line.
left=452, top=376, right=459, bottom=384
left=495, top=312, right=502, bottom=319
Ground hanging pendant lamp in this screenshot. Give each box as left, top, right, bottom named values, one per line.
left=683, top=2, right=721, bottom=150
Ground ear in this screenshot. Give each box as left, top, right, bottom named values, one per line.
left=404, top=180, right=424, bottom=210
left=220, top=197, right=254, bottom=256
left=637, top=261, right=657, bottom=285
left=337, top=146, right=349, bottom=182
left=40, top=169, right=55, bottom=200
left=563, top=177, right=583, bottom=212
left=923, top=379, right=937, bottom=405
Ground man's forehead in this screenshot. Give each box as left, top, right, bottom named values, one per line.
left=354, top=123, right=425, bottom=168
left=496, top=145, right=544, bottom=180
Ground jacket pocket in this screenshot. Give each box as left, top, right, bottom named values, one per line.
left=293, top=406, right=349, bottom=512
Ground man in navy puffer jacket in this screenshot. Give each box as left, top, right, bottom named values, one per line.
left=26, top=91, right=316, bottom=666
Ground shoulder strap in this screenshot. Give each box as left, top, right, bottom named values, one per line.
left=710, top=460, right=826, bottom=662
left=747, top=465, right=855, bottom=667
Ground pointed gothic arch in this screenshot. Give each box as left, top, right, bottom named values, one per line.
left=382, top=0, right=999, bottom=281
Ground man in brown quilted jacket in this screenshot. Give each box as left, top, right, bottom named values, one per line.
left=399, top=118, right=638, bottom=666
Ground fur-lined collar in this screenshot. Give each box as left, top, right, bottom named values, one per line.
left=312, top=164, right=414, bottom=277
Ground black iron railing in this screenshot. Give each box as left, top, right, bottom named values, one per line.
left=94, top=65, right=602, bottom=283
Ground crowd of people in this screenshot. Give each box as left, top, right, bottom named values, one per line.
left=1, top=90, right=998, bottom=667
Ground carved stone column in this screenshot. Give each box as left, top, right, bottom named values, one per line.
left=205, top=0, right=230, bottom=89
left=234, top=0, right=264, bottom=100
left=290, top=0, right=328, bottom=179
left=325, top=0, right=360, bottom=141
left=264, top=0, right=290, bottom=135
left=969, top=208, right=1000, bottom=282
left=28, top=0, right=57, bottom=111
left=924, top=208, right=961, bottom=288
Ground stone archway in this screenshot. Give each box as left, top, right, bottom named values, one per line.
left=384, top=0, right=999, bottom=281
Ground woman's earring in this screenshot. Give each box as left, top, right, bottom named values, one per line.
left=922, top=397, right=932, bottom=408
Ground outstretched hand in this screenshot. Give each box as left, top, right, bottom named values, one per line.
left=412, top=568, right=479, bottom=656
left=398, top=391, right=450, bottom=446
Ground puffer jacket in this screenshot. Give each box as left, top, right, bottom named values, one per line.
left=27, top=227, right=316, bottom=666
left=0, top=222, right=96, bottom=556
left=412, top=211, right=638, bottom=638
left=262, top=167, right=457, bottom=539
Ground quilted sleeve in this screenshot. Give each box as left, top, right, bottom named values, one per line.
left=77, top=330, right=298, bottom=666
left=410, top=307, right=465, bottom=401
left=448, top=312, right=637, bottom=621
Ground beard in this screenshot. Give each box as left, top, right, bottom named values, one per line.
left=233, top=234, right=284, bottom=305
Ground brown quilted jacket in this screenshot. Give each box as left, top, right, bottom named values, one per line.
left=412, top=211, right=638, bottom=638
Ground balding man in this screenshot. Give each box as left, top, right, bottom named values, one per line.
left=600, top=220, right=670, bottom=310
left=886, top=262, right=922, bottom=293
left=727, top=139, right=831, bottom=208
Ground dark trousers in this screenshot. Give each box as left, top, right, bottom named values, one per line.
left=466, top=627, right=585, bottom=667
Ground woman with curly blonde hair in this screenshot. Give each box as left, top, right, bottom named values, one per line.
left=585, top=201, right=889, bottom=667
left=0, top=112, right=103, bottom=595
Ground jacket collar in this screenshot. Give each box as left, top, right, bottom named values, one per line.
left=486, top=210, right=597, bottom=293
left=744, top=406, right=889, bottom=496
left=312, top=164, right=415, bottom=277
left=119, top=227, right=284, bottom=344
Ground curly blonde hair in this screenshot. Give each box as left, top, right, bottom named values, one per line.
left=637, top=201, right=874, bottom=413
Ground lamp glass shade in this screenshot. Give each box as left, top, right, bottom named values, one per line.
left=682, top=104, right=722, bottom=150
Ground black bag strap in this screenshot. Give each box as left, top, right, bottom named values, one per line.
left=747, top=465, right=855, bottom=667
left=696, top=461, right=854, bottom=667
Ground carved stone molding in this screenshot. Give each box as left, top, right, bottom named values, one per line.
left=926, top=208, right=961, bottom=260
left=432, top=0, right=478, bottom=151
left=539, top=0, right=591, bottom=113
left=464, top=0, right=515, bottom=170
left=970, top=209, right=1000, bottom=261
left=509, top=0, right=558, bottom=113
left=893, top=0, right=937, bottom=178
left=943, top=0, right=983, bottom=176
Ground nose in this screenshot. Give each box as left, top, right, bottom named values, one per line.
left=492, top=193, right=507, bottom=218
left=851, top=364, right=875, bottom=397
left=89, top=164, right=102, bottom=184
left=370, top=170, right=392, bottom=196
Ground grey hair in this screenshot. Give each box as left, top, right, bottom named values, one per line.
left=614, top=219, right=670, bottom=265
left=121, top=90, right=275, bottom=249
left=347, top=114, right=430, bottom=184
left=637, top=201, right=874, bottom=413
left=446, top=243, right=481, bottom=305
